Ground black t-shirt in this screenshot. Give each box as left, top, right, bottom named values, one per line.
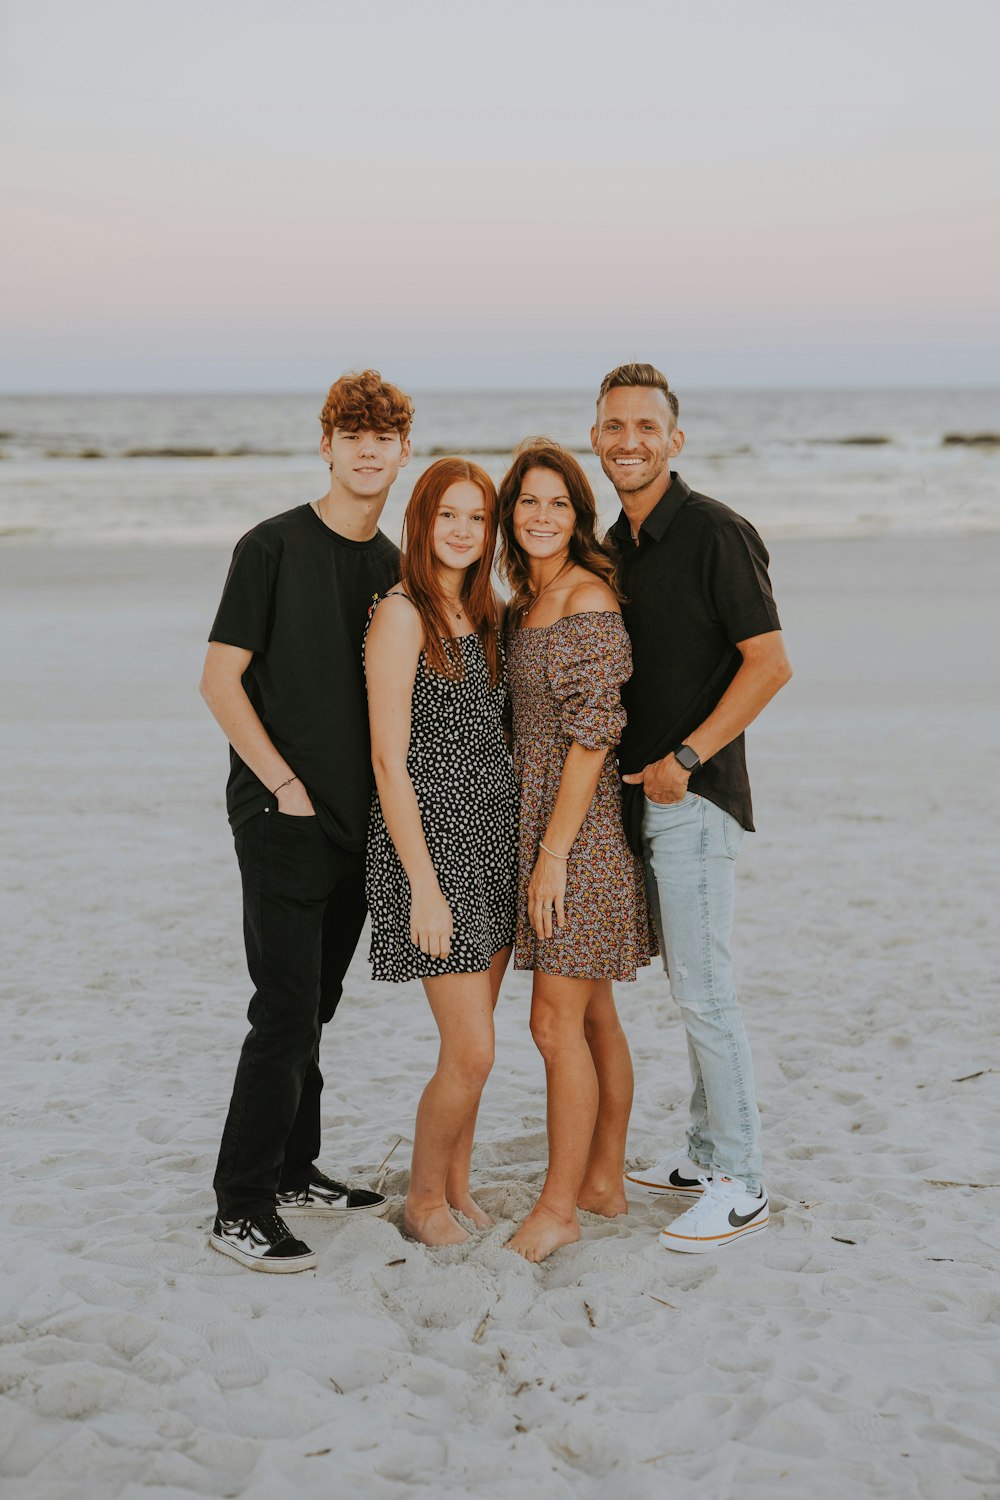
left=609, top=473, right=781, bottom=848
left=209, top=502, right=400, bottom=851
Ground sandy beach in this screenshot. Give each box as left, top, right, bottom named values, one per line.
left=2, top=532, right=999, bottom=1500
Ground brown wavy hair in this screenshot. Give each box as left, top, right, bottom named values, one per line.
left=319, top=369, right=414, bottom=441
left=400, top=458, right=501, bottom=684
left=498, top=438, right=622, bottom=620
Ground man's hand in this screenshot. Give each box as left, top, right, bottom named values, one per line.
left=621, top=631, right=792, bottom=809
left=200, top=642, right=311, bottom=809
left=622, top=753, right=690, bottom=805
left=276, top=779, right=316, bottom=816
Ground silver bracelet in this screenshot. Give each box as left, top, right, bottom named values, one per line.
left=539, top=842, right=569, bottom=861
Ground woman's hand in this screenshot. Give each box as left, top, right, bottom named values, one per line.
left=528, top=848, right=567, bottom=940
left=410, top=881, right=454, bottom=961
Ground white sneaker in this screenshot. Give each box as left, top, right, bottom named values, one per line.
left=625, top=1149, right=710, bottom=1198
left=657, top=1174, right=768, bottom=1253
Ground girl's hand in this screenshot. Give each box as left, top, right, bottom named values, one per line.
left=410, top=882, right=454, bottom=961
left=527, top=849, right=567, bottom=940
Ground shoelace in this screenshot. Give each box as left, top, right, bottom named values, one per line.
left=677, top=1177, right=742, bottom=1225
left=229, top=1212, right=291, bottom=1244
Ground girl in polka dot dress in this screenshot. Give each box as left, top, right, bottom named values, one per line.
left=365, top=458, right=517, bottom=1248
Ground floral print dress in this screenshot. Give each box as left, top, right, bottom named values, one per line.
left=507, top=610, right=655, bottom=981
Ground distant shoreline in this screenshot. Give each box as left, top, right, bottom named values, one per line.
left=3, top=388, right=998, bottom=546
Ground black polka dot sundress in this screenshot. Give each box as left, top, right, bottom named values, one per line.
left=365, top=603, right=518, bottom=982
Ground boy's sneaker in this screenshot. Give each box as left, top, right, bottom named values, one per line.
left=625, top=1149, right=709, bottom=1198
left=277, top=1169, right=388, bottom=1218
left=658, top=1174, right=768, bottom=1254
left=210, top=1212, right=317, bottom=1273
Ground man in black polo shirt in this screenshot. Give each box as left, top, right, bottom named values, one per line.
left=593, top=362, right=792, bottom=1253
left=200, top=370, right=413, bottom=1272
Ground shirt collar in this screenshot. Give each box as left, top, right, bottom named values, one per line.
left=611, top=471, right=691, bottom=548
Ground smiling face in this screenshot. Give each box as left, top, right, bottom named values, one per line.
left=591, top=386, right=684, bottom=508
left=512, top=465, right=575, bottom=564
left=320, top=425, right=411, bottom=502
left=432, top=479, right=488, bottom=575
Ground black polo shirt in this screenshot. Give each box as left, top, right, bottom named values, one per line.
left=609, top=473, right=781, bottom=850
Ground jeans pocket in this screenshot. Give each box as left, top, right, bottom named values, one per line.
left=722, top=812, right=745, bottom=858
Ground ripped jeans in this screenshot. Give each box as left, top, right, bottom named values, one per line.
left=642, top=792, right=763, bottom=1193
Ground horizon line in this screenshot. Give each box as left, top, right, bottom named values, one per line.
left=2, top=381, right=999, bottom=398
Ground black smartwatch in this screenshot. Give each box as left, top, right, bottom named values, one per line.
left=673, top=743, right=701, bottom=772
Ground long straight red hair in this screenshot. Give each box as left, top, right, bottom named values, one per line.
left=400, top=457, right=501, bottom=684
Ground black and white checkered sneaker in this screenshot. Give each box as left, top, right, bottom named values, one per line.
left=276, top=1169, right=388, bottom=1218
left=210, top=1211, right=317, bottom=1273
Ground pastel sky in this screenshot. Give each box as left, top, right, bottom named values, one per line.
left=2, top=0, right=998, bottom=390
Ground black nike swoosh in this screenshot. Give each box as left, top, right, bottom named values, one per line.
left=669, top=1171, right=700, bottom=1188
left=729, top=1201, right=768, bottom=1228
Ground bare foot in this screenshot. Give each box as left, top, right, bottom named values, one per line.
left=403, top=1202, right=470, bottom=1247
left=577, top=1184, right=628, bottom=1217
left=504, top=1204, right=580, bottom=1263
left=448, top=1193, right=495, bottom=1230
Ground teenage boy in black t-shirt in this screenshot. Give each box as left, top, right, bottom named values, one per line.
left=201, top=370, right=413, bottom=1272
left=593, top=363, right=793, bottom=1255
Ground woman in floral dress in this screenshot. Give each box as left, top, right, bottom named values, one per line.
left=499, top=438, right=655, bottom=1262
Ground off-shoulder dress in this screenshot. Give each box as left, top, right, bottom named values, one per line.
left=507, top=610, right=655, bottom=982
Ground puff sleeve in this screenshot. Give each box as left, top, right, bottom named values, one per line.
left=546, top=612, right=632, bottom=750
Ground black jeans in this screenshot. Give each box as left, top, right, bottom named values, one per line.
left=213, top=807, right=367, bottom=1219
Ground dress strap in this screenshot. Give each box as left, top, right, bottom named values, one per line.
left=365, top=588, right=414, bottom=634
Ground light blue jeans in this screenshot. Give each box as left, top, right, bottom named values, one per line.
left=642, top=792, right=763, bottom=1193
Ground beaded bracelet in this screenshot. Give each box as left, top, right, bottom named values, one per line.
left=539, top=842, right=569, bottom=861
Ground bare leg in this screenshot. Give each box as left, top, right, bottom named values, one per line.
left=445, top=947, right=511, bottom=1228
left=404, top=971, right=495, bottom=1247
left=577, top=981, right=634, bottom=1216
left=505, top=973, right=598, bottom=1262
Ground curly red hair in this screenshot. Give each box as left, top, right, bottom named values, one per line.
left=319, top=369, right=414, bottom=441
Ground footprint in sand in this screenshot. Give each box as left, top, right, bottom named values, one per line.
left=60, top=1271, right=146, bottom=1311
left=204, top=1325, right=269, bottom=1390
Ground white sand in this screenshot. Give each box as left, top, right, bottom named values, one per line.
left=1, top=534, right=999, bottom=1500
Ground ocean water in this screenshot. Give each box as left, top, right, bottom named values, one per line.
left=0, top=388, right=997, bottom=547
